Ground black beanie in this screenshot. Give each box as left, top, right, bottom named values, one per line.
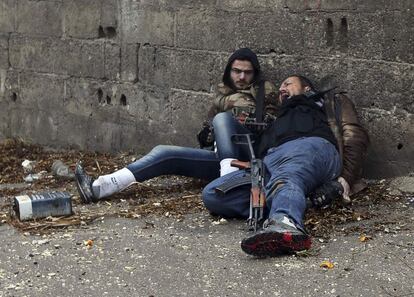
left=222, top=48, right=261, bottom=89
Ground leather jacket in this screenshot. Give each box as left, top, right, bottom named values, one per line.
left=324, top=93, right=370, bottom=188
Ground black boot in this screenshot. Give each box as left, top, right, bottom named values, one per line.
left=241, top=215, right=311, bottom=257
left=74, top=162, right=98, bottom=204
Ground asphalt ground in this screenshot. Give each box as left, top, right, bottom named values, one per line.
left=0, top=139, right=413, bottom=296
left=0, top=211, right=413, bottom=297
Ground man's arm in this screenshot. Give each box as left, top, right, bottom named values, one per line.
left=337, top=94, right=370, bottom=189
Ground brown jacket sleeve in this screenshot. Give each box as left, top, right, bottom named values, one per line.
left=336, top=94, right=370, bottom=187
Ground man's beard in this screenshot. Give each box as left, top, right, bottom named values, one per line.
left=234, top=81, right=250, bottom=89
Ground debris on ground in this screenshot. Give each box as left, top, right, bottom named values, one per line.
left=0, top=138, right=413, bottom=239
left=320, top=260, right=335, bottom=269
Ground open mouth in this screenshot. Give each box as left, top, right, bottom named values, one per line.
left=279, top=91, right=289, bottom=100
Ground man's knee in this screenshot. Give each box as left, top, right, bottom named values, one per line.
left=267, top=180, right=304, bottom=200
left=212, top=111, right=232, bottom=126
left=202, top=184, right=222, bottom=214
left=148, top=145, right=180, bottom=159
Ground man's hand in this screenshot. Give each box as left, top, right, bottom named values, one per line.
left=197, top=121, right=214, bottom=148
left=309, top=180, right=344, bottom=208
left=337, top=176, right=351, bottom=204
left=236, top=111, right=249, bottom=124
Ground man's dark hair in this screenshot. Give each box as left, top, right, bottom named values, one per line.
left=222, top=48, right=262, bottom=89
left=289, top=75, right=317, bottom=91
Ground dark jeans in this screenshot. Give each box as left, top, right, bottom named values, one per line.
left=202, top=137, right=341, bottom=228
left=125, top=112, right=253, bottom=184
left=126, top=145, right=220, bottom=182
left=212, top=112, right=251, bottom=161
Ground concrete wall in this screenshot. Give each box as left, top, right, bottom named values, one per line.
left=0, top=0, right=413, bottom=178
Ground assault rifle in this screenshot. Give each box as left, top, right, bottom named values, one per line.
left=231, top=134, right=266, bottom=232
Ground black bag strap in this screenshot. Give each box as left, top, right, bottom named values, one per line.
left=254, top=79, right=265, bottom=123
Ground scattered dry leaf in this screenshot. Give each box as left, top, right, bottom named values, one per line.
left=84, top=239, right=94, bottom=247
left=320, top=260, right=335, bottom=269
left=359, top=234, right=372, bottom=242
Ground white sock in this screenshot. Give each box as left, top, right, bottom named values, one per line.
left=220, top=158, right=239, bottom=176
left=92, top=168, right=136, bottom=199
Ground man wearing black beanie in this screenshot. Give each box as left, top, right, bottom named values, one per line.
left=200, top=48, right=278, bottom=176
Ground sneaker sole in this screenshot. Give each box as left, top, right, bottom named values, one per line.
left=241, top=231, right=311, bottom=257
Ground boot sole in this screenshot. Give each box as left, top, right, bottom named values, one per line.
left=75, top=173, right=92, bottom=204
left=241, top=231, right=311, bottom=257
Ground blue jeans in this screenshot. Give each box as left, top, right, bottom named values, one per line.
left=202, top=137, right=341, bottom=228
left=213, top=112, right=251, bottom=161
left=126, top=113, right=247, bottom=183
left=126, top=145, right=220, bottom=182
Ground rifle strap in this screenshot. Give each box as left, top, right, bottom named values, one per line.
left=255, top=79, right=265, bottom=123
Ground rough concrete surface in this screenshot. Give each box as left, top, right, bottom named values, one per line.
left=0, top=211, right=413, bottom=297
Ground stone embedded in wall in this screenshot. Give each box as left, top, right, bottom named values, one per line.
left=236, top=11, right=303, bottom=55
left=217, top=0, right=285, bottom=12
left=64, top=78, right=167, bottom=123
left=361, top=108, right=414, bottom=178
left=176, top=9, right=239, bottom=52
left=85, top=119, right=138, bottom=152
left=17, top=72, right=65, bottom=111
left=138, top=47, right=217, bottom=92
left=17, top=0, right=63, bottom=37
left=101, top=0, right=118, bottom=29
left=260, top=54, right=349, bottom=90
left=134, top=0, right=216, bottom=11
left=0, top=69, right=6, bottom=98
left=346, top=60, right=413, bottom=112
left=10, top=35, right=106, bottom=78
left=121, top=43, right=138, bottom=82
left=162, top=89, right=214, bottom=147
left=357, top=0, right=414, bottom=12
left=383, top=12, right=414, bottom=64
left=2, top=70, right=18, bottom=103
left=59, top=79, right=154, bottom=151
left=0, top=101, right=9, bottom=140
left=104, top=42, right=121, bottom=81
left=122, top=5, right=174, bottom=46
left=60, top=80, right=171, bottom=152
left=176, top=8, right=304, bottom=55
left=137, top=45, right=156, bottom=84
left=320, top=0, right=357, bottom=11
left=283, top=0, right=323, bottom=12
left=302, top=14, right=330, bottom=55
left=55, top=112, right=88, bottom=150
left=0, top=99, right=12, bottom=141
left=8, top=107, right=60, bottom=145
left=302, top=14, right=350, bottom=55
left=170, top=49, right=217, bottom=92
left=300, top=56, right=350, bottom=91
left=64, top=78, right=105, bottom=117
left=0, top=71, right=64, bottom=144
left=0, top=0, right=16, bottom=33
left=63, top=0, right=101, bottom=39
left=0, top=34, right=9, bottom=69
left=347, top=13, right=385, bottom=61
left=259, top=55, right=303, bottom=85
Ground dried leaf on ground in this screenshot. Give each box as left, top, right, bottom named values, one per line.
left=320, top=260, right=335, bottom=269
